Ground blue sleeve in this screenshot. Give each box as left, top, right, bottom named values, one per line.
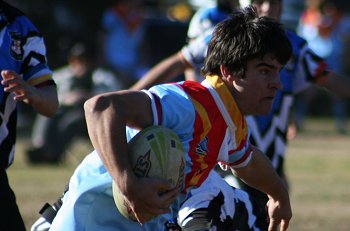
left=147, top=83, right=196, bottom=135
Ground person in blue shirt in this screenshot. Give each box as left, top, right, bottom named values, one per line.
left=0, top=1, right=58, bottom=230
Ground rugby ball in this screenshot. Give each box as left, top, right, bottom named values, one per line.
left=112, top=125, right=185, bottom=222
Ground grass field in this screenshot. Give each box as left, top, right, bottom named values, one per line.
left=7, top=117, right=350, bottom=230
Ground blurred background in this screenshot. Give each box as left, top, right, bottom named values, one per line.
left=7, top=0, right=350, bottom=132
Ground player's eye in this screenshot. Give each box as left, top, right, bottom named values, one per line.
left=259, top=68, right=271, bottom=75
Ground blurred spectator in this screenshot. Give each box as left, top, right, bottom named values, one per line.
left=166, top=2, right=193, bottom=22
left=280, top=0, right=306, bottom=31
left=25, top=43, right=97, bottom=164
left=182, top=0, right=238, bottom=81
left=187, top=0, right=239, bottom=41
left=26, top=42, right=123, bottom=164
left=98, top=0, right=150, bottom=88
left=47, top=0, right=113, bottom=68
left=5, top=0, right=112, bottom=69
left=294, top=0, right=350, bottom=134
left=188, top=0, right=216, bottom=9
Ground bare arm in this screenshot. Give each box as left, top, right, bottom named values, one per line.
left=318, top=71, right=350, bottom=98
left=32, top=85, right=59, bottom=116
left=1, top=70, right=58, bottom=116
left=232, top=145, right=291, bottom=231
left=184, top=69, right=198, bottom=81
left=84, top=90, right=153, bottom=181
left=130, top=52, right=191, bottom=90
left=84, top=90, right=177, bottom=223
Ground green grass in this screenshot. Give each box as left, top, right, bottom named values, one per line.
left=7, top=137, right=93, bottom=230
left=285, top=118, right=350, bottom=231
left=7, top=118, right=350, bottom=230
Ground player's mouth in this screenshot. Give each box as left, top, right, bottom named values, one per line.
left=263, top=96, right=275, bottom=102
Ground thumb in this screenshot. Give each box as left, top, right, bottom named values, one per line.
left=279, top=219, right=289, bottom=231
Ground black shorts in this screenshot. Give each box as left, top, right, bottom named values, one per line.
left=0, top=169, right=26, bottom=231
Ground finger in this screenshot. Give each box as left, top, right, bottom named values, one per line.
left=160, top=186, right=178, bottom=198
left=279, top=219, right=289, bottom=231
left=157, top=184, right=178, bottom=203
left=149, top=207, right=171, bottom=214
left=1, top=70, right=17, bottom=80
left=131, top=205, right=147, bottom=225
left=1, top=70, right=10, bottom=79
left=3, top=78, right=21, bottom=88
left=146, top=197, right=173, bottom=214
left=4, top=85, right=25, bottom=96
left=268, top=219, right=278, bottom=231
left=1, top=78, right=13, bottom=86
left=138, top=198, right=171, bottom=216
left=133, top=211, right=145, bottom=226
left=136, top=206, right=169, bottom=224
left=4, top=84, right=19, bottom=92
left=156, top=180, right=176, bottom=193
left=160, top=188, right=178, bottom=206
left=13, top=95, right=27, bottom=102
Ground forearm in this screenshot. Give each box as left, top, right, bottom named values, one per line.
left=320, top=71, right=350, bottom=98
left=130, top=52, right=188, bottom=90
left=232, top=146, right=292, bottom=229
left=232, top=146, right=289, bottom=202
left=31, top=85, right=59, bottom=117
left=184, top=69, right=197, bottom=81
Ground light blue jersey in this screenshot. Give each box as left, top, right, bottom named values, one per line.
left=50, top=79, right=252, bottom=231
left=50, top=151, right=179, bottom=231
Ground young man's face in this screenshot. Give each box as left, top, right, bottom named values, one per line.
left=229, top=53, right=283, bottom=115
left=251, top=0, right=282, bottom=20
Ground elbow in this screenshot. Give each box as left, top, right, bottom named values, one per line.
left=84, top=94, right=110, bottom=117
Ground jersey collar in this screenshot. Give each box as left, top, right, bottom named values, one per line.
left=203, top=75, right=247, bottom=137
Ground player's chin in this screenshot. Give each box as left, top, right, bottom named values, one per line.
left=257, top=100, right=274, bottom=115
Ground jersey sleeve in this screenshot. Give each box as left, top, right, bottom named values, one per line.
left=19, top=16, right=53, bottom=87
left=217, top=121, right=252, bottom=170
left=228, top=127, right=252, bottom=169
left=126, top=84, right=195, bottom=145
left=290, top=33, right=328, bottom=94
left=143, top=83, right=196, bottom=135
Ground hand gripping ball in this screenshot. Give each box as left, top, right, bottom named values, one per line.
left=112, top=126, right=185, bottom=222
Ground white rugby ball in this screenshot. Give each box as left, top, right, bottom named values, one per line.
left=112, top=125, right=185, bottom=221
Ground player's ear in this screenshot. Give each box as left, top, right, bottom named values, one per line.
left=220, top=65, right=234, bottom=81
